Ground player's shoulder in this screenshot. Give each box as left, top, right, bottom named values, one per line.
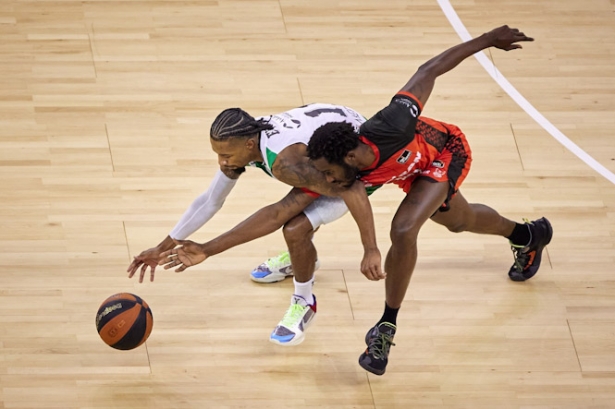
left=390, top=92, right=423, bottom=114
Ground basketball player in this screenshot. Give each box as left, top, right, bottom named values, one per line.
left=306, top=25, right=552, bottom=375
left=158, top=25, right=551, bottom=373
left=128, top=104, right=384, bottom=346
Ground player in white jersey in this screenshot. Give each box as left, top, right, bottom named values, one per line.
left=128, top=104, right=384, bottom=346
left=251, top=104, right=366, bottom=178
left=246, top=104, right=366, bottom=282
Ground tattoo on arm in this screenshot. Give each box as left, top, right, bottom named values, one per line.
left=274, top=158, right=339, bottom=196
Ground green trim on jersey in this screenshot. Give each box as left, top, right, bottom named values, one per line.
left=266, top=147, right=278, bottom=170
left=253, top=162, right=273, bottom=177
left=365, top=185, right=382, bottom=196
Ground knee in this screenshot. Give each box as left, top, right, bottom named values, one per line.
left=282, top=215, right=314, bottom=243
left=390, top=221, right=420, bottom=246
left=445, top=222, right=468, bottom=234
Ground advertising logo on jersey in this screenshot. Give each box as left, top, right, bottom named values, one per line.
left=393, top=97, right=419, bottom=118
left=396, top=149, right=412, bottom=164
left=431, top=160, right=445, bottom=169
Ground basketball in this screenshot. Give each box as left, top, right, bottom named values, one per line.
left=95, top=293, right=153, bottom=350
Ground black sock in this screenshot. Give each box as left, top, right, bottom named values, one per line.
left=378, top=302, right=399, bottom=326
left=507, top=222, right=531, bottom=246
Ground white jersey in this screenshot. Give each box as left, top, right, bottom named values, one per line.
left=170, top=104, right=365, bottom=240
left=249, top=103, right=366, bottom=178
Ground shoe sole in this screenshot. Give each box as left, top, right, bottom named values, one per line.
left=250, top=273, right=293, bottom=284
left=269, top=332, right=305, bottom=346
left=358, top=357, right=386, bottom=376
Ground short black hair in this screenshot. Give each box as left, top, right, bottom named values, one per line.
left=210, top=108, right=273, bottom=141
left=307, top=122, right=359, bottom=165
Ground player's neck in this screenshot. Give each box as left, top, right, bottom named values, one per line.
left=355, top=143, right=377, bottom=170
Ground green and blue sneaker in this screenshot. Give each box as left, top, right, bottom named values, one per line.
left=250, top=251, right=320, bottom=283
left=269, top=294, right=317, bottom=346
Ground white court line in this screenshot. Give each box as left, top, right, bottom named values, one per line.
left=437, top=0, right=615, bottom=185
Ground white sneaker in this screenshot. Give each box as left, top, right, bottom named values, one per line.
left=269, top=294, right=317, bottom=346
left=250, top=251, right=320, bottom=283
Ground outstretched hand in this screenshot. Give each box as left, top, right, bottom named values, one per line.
left=487, top=25, right=533, bottom=51
left=158, top=239, right=209, bottom=272
left=127, top=246, right=164, bottom=283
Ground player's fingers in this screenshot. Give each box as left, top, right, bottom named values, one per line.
left=127, top=259, right=137, bottom=273
left=175, top=264, right=187, bottom=273
left=159, top=249, right=175, bottom=259
left=127, top=257, right=143, bottom=274
left=158, top=253, right=175, bottom=266
left=150, top=269, right=155, bottom=282
left=139, top=263, right=149, bottom=283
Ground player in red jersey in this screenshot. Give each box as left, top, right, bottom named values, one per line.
left=307, top=25, right=552, bottom=375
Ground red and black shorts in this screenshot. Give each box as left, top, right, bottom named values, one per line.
left=402, top=124, right=472, bottom=212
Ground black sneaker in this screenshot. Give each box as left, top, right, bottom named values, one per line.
left=508, top=217, right=553, bottom=282
left=358, top=322, right=396, bottom=376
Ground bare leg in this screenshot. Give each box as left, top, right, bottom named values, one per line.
left=385, top=179, right=449, bottom=308
left=282, top=213, right=317, bottom=283
left=269, top=213, right=319, bottom=346
left=429, top=190, right=515, bottom=236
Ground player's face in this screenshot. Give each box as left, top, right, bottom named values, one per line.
left=311, top=157, right=358, bottom=188
left=210, top=137, right=254, bottom=171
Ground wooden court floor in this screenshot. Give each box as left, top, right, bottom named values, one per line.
left=1, top=0, right=615, bottom=407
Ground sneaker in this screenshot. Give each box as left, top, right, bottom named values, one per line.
left=269, top=294, right=317, bottom=346
left=250, top=251, right=320, bottom=283
left=508, top=217, right=553, bottom=282
left=358, top=322, right=396, bottom=376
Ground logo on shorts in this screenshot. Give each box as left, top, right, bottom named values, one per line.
left=396, top=150, right=412, bottom=164
left=432, top=160, right=445, bottom=168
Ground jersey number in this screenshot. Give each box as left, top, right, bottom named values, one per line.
left=304, top=108, right=347, bottom=118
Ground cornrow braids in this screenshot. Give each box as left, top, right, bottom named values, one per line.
left=210, top=108, right=274, bottom=141
left=307, top=122, right=360, bottom=165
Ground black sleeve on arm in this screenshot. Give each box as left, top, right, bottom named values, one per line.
left=359, top=93, right=422, bottom=145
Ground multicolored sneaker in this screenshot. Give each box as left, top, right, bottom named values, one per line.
left=269, top=294, right=317, bottom=346
left=250, top=251, right=320, bottom=283
left=508, top=217, right=553, bottom=282
left=358, top=322, right=396, bottom=376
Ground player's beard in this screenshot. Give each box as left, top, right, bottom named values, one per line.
left=340, top=162, right=359, bottom=188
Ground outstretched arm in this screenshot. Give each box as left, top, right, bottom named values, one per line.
left=402, top=25, right=533, bottom=106
left=159, top=188, right=316, bottom=272
left=127, top=167, right=241, bottom=282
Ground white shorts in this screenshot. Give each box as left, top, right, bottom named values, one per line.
left=302, top=195, right=349, bottom=230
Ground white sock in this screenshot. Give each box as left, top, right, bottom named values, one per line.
left=293, top=277, right=315, bottom=305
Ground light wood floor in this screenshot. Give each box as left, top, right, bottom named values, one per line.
left=2, top=0, right=615, bottom=407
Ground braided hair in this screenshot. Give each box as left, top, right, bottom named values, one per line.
left=210, top=108, right=273, bottom=141
left=307, top=122, right=360, bottom=165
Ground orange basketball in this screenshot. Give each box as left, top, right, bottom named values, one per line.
left=95, top=293, right=153, bottom=350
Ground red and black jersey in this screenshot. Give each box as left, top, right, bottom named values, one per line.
left=358, top=92, right=471, bottom=194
